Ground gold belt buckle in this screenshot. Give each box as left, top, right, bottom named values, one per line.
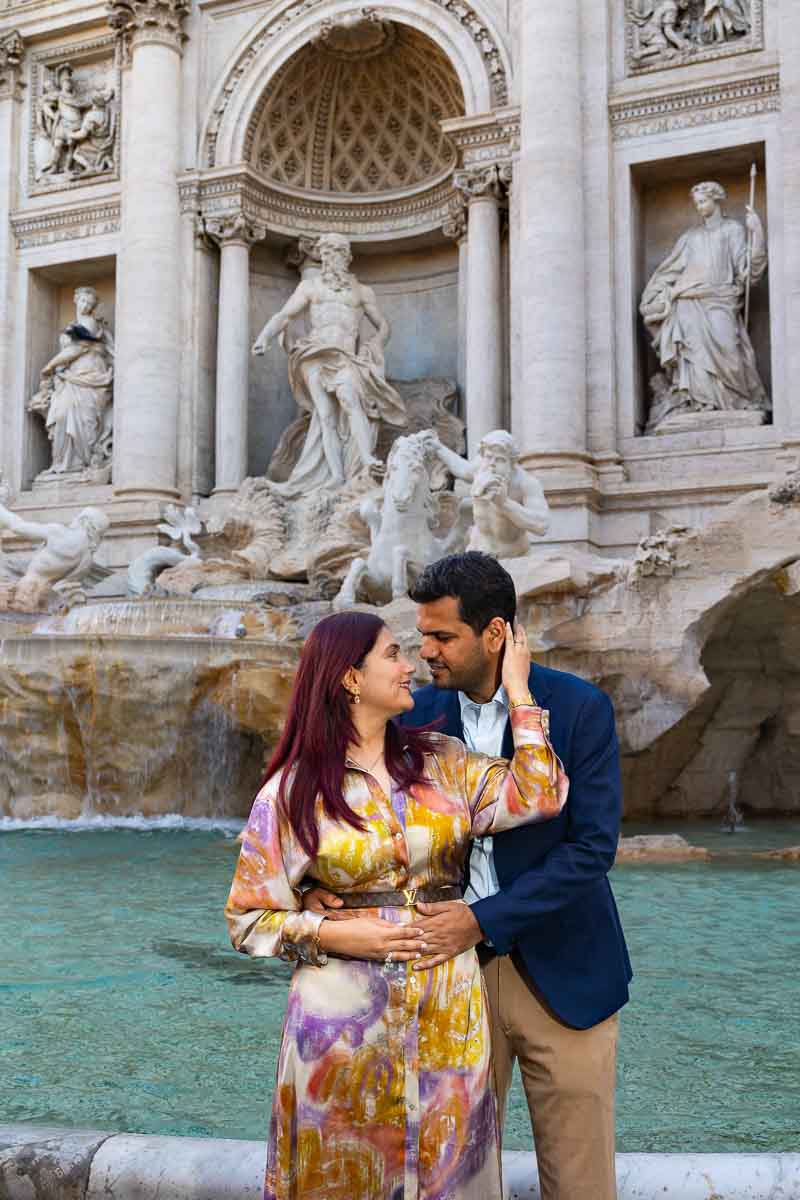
left=403, top=887, right=418, bottom=907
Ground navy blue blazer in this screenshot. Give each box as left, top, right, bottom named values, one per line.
left=399, top=664, right=632, bottom=1029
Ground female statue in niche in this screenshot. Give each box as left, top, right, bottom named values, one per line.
left=29, top=286, right=114, bottom=476
left=640, top=180, right=768, bottom=432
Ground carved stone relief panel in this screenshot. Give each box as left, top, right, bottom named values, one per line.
left=625, top=0, right=763, bottom=75
left=29, top=36, right=121, bottom=195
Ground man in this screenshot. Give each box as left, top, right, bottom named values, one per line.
left=251, top=232, right=406, bottom=491
left=309, top=551, right=631, bottom=1199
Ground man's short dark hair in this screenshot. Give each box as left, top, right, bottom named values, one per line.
left=409, top=552, right=516, bottom=634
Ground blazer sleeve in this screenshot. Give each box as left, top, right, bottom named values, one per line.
left=470, top=688, right=621, bottom=954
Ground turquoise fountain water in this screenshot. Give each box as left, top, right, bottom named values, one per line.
left=1, top=821, right=798, bottom=1153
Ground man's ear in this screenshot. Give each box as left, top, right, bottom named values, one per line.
left=483, top=616, right=506, bottom=653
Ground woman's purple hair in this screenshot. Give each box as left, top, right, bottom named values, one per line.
left=264, top=610, right=435, bottom=858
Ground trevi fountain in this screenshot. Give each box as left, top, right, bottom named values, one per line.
left=1, top=0, right=800, bottom=1188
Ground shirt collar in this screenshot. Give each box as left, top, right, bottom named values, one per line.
left=458, top=684, right=508, bottom=719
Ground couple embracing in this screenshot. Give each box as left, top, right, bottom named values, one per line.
left=226, top=552, right=632, bottom=1200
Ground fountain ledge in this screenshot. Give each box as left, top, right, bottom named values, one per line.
left=1, top=1127, right=798, bottom=1200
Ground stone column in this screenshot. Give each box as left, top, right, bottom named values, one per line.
left=454, top=166, right=504, bottom=454
left=514, top=0, right=587, bottom=476
left=780, top=0, right=800, bottom=456
left=442, top=196, right=468, bottom=409
left=0, top=32, right=24, bottom=488
left=206, top=214, right=265, bottom=495
left=107, top=0, right=189, bottom=499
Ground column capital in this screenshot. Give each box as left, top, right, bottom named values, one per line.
left=0, top=30, right=25, bottom=101
left=106, top=0, right=190, bottom=54
left=442, top=196, right=468, bottom=243
left=205, top=212, right=266, bottom=248
left=454, top=164, right=502, bottom=203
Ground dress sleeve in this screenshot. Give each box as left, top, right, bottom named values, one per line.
left=462, top=705, right=569, bottom=836
left=225, top=780, right=327, bottom=966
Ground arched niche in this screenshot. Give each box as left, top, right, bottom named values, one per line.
left=200, top=0, right=512, bottom=177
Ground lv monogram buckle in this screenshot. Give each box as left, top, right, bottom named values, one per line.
left=403, top=888, right=418, bottom=907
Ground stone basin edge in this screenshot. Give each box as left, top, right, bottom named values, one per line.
left=1, top=1126, right=799, bottom=1200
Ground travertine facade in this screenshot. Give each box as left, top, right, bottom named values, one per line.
left=0, top=0, right=795, bottom=568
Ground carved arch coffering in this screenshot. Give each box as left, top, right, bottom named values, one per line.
left=201, top=0, right=511, bottom=172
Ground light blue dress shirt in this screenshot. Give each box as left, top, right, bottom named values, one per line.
left=459, top=685, right=508, bottom=908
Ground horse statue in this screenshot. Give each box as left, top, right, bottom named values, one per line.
left=335, top=430, right=467, bottom=607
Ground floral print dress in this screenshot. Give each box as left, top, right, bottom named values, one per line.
left=226, top=705, right=568, bottom=1200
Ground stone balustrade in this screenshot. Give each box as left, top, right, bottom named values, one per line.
left=1, top=1126, right=798, bottom=1200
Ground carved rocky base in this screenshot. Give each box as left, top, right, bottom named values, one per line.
left=649, top=409, right=767, bottom=437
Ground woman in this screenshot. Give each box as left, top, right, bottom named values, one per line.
left=226, top=611, right=568, bottom=1200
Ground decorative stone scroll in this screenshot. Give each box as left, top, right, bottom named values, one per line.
left=0, top=30, right=24, bottom=101
left=28, top=38, right=121, bottom=194
left=625, top=0, right=763, bottom=75
left=205, top=212, right=266, bottom=248
left=106, top=0, right=190, bottom=52
left=453, top=163, right=502, bottom=200
left=442, top=194, right=467, bottom=242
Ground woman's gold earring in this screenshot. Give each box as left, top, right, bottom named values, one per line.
left=353, top=687, right=361, bottom=705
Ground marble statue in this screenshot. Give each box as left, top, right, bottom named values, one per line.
left=628, top=0, right=751, bottom=66
left=629, top=1, right=690, bottom=63
left=252, top=232, right=407, bottom=493
left=127, top=505, right=203, bottom=595
left=34, top=63, right=116, bottom=182
left=68, top=89, right=116, bottom=175
left=29, top=286, right=114, bottom=477
left=0, top=502, right=111, bottom=610
left=36, top=64, right=85, bottom=178
left=423, top=429, right=550, bottom=558
left=335, top=430, right=466, bottom=607
left=640, top=181, right=768, bottom=432
left=701, top=0, right=751, bottom=43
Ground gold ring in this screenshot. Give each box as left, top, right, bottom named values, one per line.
left=385, top=950, right=393, bottom=964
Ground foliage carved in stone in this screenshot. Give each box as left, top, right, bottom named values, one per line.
left=0, top=30, right=24, bottom=100
left=626, top=0, right=761, bottom=74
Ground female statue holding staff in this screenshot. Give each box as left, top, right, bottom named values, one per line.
left=226, top=610, right=568, bottom=1200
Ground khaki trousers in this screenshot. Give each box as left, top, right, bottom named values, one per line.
left=482, top=953, right=618, bottom=1200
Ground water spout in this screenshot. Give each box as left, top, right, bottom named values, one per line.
left=723, top=769, right=745, bottom=833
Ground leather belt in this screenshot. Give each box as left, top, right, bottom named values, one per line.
left=332, top=884, right=462, bottom=909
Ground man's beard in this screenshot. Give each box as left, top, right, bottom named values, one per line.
left=428, top=649, right=492, bottom=695
left=321, top=261, right=350, bottom=293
